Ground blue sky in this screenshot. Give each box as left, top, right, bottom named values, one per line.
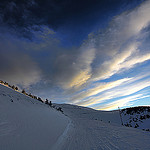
left=0, top=0, right=150, bottom=110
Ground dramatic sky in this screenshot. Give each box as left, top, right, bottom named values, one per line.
left=0, top=0, right=150, bottom=110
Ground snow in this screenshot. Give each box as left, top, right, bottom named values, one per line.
left=0, top=84, right=69, bottom=150
left=121, top=107, right=150, bottom=130
left=55, top=104, right=150, bottom=150
left=0, top=84, right=150, bottom=150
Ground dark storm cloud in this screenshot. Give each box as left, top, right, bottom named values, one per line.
left=0, top=0, right=144, bottom=39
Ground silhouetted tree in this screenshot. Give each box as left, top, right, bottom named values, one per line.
left=135, top=123, right=139, bottom=128
left=49, top=101, right=52, bottom=106
left=38, top=97, right=43, bottom=103
left=33, top=96, right=37, bottom=99
left=4, top=82, right=8, bottom=85
left=22, top=89, right=26, bottom=94
left=57, top=107, right=63, bottom=112
left=28, top=93, right=34, bottom=98
left=45, top=99, right=48, bottom=104
left=15, top=87, right=18, bottom=90
left=38, top=97, right=41, bottom=100
left=0, top=80, right=4, bottom=84
left=12, top=85, right=15, bottom=89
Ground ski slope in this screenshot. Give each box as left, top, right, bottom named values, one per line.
left=0, top=84, right=69, bottom=150
left=55, top=104, right=150, bottom=150
left=0, top=84, right=150, bottom=150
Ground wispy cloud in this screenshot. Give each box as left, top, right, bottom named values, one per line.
left=62, top=0, right=150, bottom=109
left=92, top=42, right=139, bottom=81
left=60, top=0, right=150, bottom=91
left=96, top=94, right=150, bottom=111
left=53, top=41, right=96, bottom=89
left=46, top=0, right=150, bottom=108
left=68, top=44, right=96, bottom=88
left=76, top=73, right=150, bottom=107
left=90, top=0, right=150, bottom=82
left=71, top=77, right=132, bottom=103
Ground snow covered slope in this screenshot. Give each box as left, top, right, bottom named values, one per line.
left=1, top=83, right=150, bottom=150
left=55, top=104, right=150, bottom=150
left=0, top=84, right=69, bottom=150
left=121, top=107, right=150, bottom=131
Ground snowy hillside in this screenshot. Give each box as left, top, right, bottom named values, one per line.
left=1, top=83, right=150, bottom=150
left=55, top=104, right=150, bottom=150
left=0, top=84, right=69, bottom=150
left=121, top=107, right=150, bottom=131
left=56, top=104, right=122, bottom=125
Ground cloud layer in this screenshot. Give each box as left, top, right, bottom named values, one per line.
left=0, top=0, right=150, bottom=110
left=0, top=34, right=41, bottom=87
left=59, top=0, right=150, bottom=89
left=62, top=0, right=150, bottom=109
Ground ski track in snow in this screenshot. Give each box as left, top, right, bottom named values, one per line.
left=51, top=119, right=74, bottom=150
left=0, top=84, right=150, bottom=150
left=55, top=104, right=150, bottom=150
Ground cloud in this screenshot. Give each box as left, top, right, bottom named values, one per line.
left=0, top=25, right=66, bottom=89
left=0, top=31, right=43, bottom=87
left=68, top=70, right=91, bottom=88
left=93, top=45, right=150, bottom=81
left=0, top=50, right=41, bottom=87
left=68, top=43, right=96, bottom=88
left=53, top=42, right=96, bottom=89
left=71, top=78, right=132, bottom=103
left=120, top=53, right=150, bottom=70
left=60, top=0, right=150, bottom=92
left=51, top=0, right=150, bottom=92
left=89, top=0, right=150, bottom=82
left=96, top=94, right=150, bottom=110
left=40, top=0, right=150, bottom=106
left=0, top=0, right=135, bottom=39
left=0, top=0, right=150, bottom=109
left=78, top=75, right=150, bottom=107
left=92, top=42, right=139, bottom=81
